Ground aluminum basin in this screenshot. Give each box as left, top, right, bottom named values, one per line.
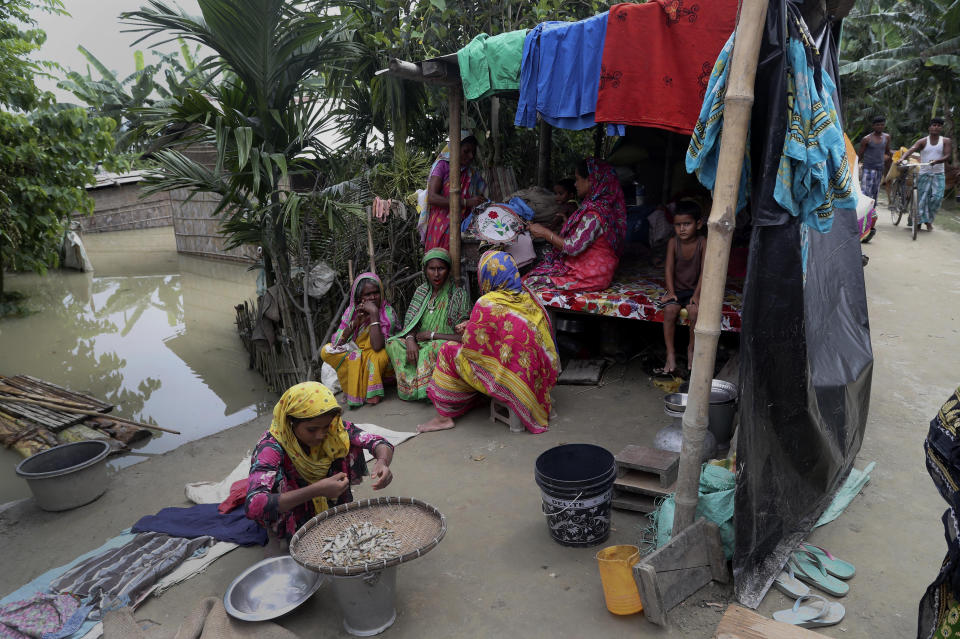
left=224, top=556, right=326, bottom=621
left=15, top=440, right=111, bottom=511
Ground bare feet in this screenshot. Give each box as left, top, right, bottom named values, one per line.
left=366, top=396, right=382, bottom=405
left=655, top=353, right=678, bottom=376
left=417, top=416, right=455, bottom=432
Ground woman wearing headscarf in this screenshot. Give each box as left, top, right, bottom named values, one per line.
left=422, top=130, right=487, bottom=251
left=419, top=251, right=560, bottom=434
left=919, top=386, right=960, bottom=637
left=245, top=382, right=394, bottom=547
left=524, top=158, right=627, bottom=292
left=320, top=273, right=397, bottom=407
left=385, top=248, right=469, bottom=401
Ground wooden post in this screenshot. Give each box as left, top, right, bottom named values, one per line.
left=537, top=119, right=552, bottom=187
left=672, top=0, right=768, bottom=536
left=449, top=88, right=463, bottom=283
left=492, top=96, right=501, bottom=166
left=366, top=204, right=377, bottom=274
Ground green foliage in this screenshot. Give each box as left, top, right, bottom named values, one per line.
left=57, top=41, right=210, bottom=162
left=840, top=0, right=960, bottom=146
left=123, top=0, right=364, bottom=285
left=0, top=0, right=115, bottom=295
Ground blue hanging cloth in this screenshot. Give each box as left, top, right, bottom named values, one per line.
left=515, top=13, right=608, bottom=131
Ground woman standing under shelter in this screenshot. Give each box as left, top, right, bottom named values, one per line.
left=422, top=130, right=487, bottom=250
left=245, top=382, right=394, bottom=550
left=419, top=251, right=560, bottom=434
left=320, top=273, right=397, bottom=407
left=385, top=248, right=469, bottom=401
left=524, top=158, right=627, bottom=292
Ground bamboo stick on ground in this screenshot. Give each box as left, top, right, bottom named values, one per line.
left=0, top=395, right=181, bottom=435
left=0, top=385, right=105, bottom=411
left=672, top=0, right=768, bottom=536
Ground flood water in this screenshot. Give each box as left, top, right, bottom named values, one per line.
left=0, top=227, right=275, bottom=503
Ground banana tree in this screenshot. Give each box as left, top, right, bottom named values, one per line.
left=840, top=0, right=960, bottom=143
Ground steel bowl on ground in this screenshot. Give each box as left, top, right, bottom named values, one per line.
left=663, top=393, right=688, bottom=414
left=15, top=440, right=111, bottom=511
left=223, top=555, right=326, bottom=621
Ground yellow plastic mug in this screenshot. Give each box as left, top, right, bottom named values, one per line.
left=596, top=545, right=644, bottom=615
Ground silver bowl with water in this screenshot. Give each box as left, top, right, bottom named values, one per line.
left=224, top=556, right=327, bottom=621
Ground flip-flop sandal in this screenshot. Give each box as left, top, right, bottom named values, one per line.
left=773, top=564, right=810, bottom=599
left=789, top=551, right=849, bottom=597
left=772, top=594, right=845, bottom=628
left=801, top=543, right=855, bottom=580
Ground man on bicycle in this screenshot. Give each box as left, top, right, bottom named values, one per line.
left=858, top=115, right=891, bottom=204
left=900, top=117, right=951, bottom=231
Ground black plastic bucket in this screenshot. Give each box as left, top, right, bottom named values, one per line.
left=534, top=444, right=616, bottom=547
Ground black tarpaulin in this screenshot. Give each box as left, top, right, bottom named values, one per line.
left=733, top=1, right=873, bottom=608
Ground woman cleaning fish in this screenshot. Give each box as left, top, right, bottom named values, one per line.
left=244, top=381, right=395, bottom=555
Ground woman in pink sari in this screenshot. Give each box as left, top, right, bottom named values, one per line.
left=524, top=158, right=627, bottom=292
left=422, top=131, right=487, bottom=251
left=419, top=251, right=560, bottom=434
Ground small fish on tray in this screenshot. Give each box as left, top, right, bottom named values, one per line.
left=320, top=521, right=402, bottom=566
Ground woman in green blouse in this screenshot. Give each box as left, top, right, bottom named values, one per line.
left=385, top=248, right=469, bottom=401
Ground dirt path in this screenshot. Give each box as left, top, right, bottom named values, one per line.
left=0, top=205, right=956, bottom=637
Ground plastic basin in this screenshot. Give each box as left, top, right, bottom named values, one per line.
left=15, top=440, right=111, bottom=511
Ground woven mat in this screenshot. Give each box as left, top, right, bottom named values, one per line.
left=291, top=501, right=443, bottom=572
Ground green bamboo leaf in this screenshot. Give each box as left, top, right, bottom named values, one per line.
left=271, top=153, right=287, bottom=178
left=235, top=126, right=252, bottom=169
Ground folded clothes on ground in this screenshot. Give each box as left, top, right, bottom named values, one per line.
left=132, top=504, right=267, bottom=546
left=50, top=532, right=213, bottom=615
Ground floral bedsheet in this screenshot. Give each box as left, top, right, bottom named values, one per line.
left=529, top=261, right=743, bottom=332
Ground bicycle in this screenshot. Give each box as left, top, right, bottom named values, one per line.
left=890, top=171, right=909, bottom=226
left=896, top=162, right=933, bottom=241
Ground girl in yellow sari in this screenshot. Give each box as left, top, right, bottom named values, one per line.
left=245, top=382, right=394, bottom=547
left=320, top=273, right=397, bottom=407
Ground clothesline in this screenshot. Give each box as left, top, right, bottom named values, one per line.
left=455, top=0, right=739, bottom=136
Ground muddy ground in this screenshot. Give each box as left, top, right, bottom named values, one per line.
left=1, top=204, right=957, bottom=638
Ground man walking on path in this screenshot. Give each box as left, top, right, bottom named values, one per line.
left=900, top=117, right=951, bottom=231
left=858, top=115, right=891, bottom=204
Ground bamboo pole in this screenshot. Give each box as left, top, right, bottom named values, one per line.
left=0, top=395, right=182, bottom=435
left=449, top=88, right=463, bottom=283
left=672, top=0, right=768, bottom=535
left=537, top=120, right=552, bottom=187
left=491, top=96, right=501, bottom=166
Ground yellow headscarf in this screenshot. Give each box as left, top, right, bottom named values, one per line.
left=269, top=382, right=351, bottom=513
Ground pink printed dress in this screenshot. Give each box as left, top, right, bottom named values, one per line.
left=244, top=422, right=392, bottom=539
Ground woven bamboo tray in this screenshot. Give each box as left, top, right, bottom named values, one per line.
left=289, top=496, right=446, bottom=576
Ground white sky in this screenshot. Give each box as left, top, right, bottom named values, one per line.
left=31, top=0, right=202, bottom=103
left=30, top=0, right=347, bottom=149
